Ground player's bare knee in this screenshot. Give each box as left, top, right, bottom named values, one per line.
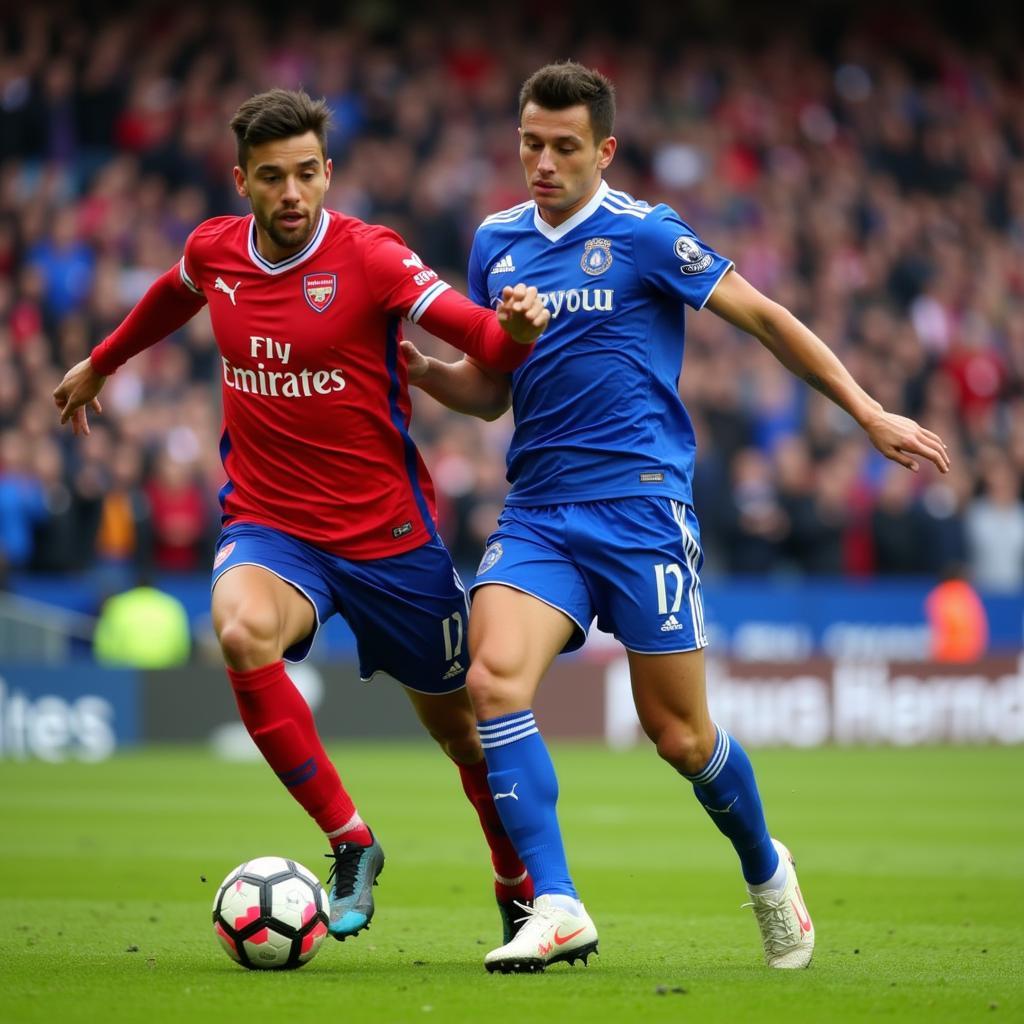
left=217, top=615, right=282, bottom=670
left=465, top=656, right=521, bottom=718
left=654, top=723, right=713, bottom=776
left=465, top=660, right=499, bottom=712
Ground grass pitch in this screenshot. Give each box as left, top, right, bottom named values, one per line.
left=2, top=742, right=1021, bottom=1023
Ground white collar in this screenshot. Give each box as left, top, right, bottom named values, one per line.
left=532, top=180, right=609, bottom=242
left=247, top=208, right=329, bottom=275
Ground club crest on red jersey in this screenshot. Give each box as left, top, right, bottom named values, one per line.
left=213, top=541, right=235, bottom=570
left=304, top=273, right=337, bottom=312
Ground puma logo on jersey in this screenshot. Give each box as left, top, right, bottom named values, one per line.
left=401, top=251, right=436, bottom=286
left=215, top=277, right=241, bottom=305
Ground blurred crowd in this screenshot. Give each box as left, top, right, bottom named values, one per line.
left=2, top=1, right=1024, bottom=595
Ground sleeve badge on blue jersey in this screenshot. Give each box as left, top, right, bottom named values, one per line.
left=477, top=541, right=504, bottom=574
left=674, top=236, right=714, bottom=275
left=581, top=237, right=613, bottom=276
left=304, top=273, right=337, bottom=312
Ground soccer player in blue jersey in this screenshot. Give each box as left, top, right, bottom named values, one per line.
left=405, top=62, right=950, bottom=973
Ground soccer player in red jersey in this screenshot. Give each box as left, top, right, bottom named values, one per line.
left=53, top=89, right=548, bottom=944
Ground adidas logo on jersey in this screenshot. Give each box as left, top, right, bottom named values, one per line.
left=660, top=615, right=683, bottom=632
left=443, top=659, right=465, bottom=681
left=490, top=254, right=516, bottom=275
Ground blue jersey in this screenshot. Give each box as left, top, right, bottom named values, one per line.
left=468, top=179, right=732, bottom=506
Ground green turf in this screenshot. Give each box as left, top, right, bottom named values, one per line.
left=2, top=743, right=1021, bottom=1023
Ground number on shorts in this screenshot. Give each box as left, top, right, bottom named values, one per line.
left=442, top=611, right=464, bottom=661
left=654, top=563, right=684, bottom=615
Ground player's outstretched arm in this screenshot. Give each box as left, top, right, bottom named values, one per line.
left=414, top=281, right=546, bottom=374
left=401, top=341, right=512, bottom=421
left=705, top=270, right=950, bottom=474
left=53, top=263, right=207, bottom=437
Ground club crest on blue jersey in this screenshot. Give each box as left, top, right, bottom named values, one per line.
left=673, top=236, right=714, bottom=275
left=304, top=273, right=337, bottom=312
left=581, top=237, right=613, bottom=276
left=478, top=541, right=504, bottom=574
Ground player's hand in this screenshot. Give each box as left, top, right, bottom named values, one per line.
left=863, top=410, right=950, bottom=474
left=400, top=339, right=430, bottom=384
left=53, top=357, right=106, bottom=436
left=496, top=283, right=550, bottom=345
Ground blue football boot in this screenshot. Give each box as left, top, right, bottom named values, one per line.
left=325, top=832, right=384, bottom=940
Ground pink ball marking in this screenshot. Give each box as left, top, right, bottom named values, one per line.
left=300, top=921, right=328, bottom=956
left=214, top=921, right=240, bottom=959
left=234, top=903, right=268, bottom=944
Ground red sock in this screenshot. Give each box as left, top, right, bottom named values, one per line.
left=227, top=662, right=372, bottom=847
left=457, top=759, right=534, bottom=903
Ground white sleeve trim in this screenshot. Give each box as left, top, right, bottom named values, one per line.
left=407, top=280, right=451, bottom=323
left=697, top=260, right=734, bottom=310
left=179, top=257, right=203, bottom=294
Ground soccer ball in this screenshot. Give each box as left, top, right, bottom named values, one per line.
left=212, top=856, right=330, bottom=970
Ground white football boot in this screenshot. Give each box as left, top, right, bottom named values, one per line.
left=484, top=894, right=599, bottom=973
left=744, top=838, right=815, bottom=968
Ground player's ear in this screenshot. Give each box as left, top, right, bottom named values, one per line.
left=597, top=135, right=617, bottom=171
left=233, top=166, right=248, bottom=198
left=324, top=157, right=332, bottom=190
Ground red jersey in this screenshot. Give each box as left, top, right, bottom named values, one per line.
left=171, top=209, right=481, bottom=558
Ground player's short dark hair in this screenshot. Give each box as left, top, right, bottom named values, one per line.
left=229, top=89, right=332, bottom=169
left=518, top=62, right=616, bottom=143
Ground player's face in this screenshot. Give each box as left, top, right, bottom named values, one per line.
left=519, top=102, right=616, bottom=227
left=233, top=131, right=332, bottom=262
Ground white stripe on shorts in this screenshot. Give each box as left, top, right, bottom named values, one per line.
left=671, top=501, right=707, bottom=647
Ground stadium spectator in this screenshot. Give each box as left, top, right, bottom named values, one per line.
left=26, top=436, right=80, bottom=573
left=965, top=458, right=1024, bottom=593
left=0, top=428, right=47, bottom=578
left=143, top=450, right=211, bottom=573
left=26, top=207, right=96, bottom=321
left=771, top=434, right=819, bottom=572
left=924, top=566, right=989, bottom=663
left=871, top=463, right=929, bottom=574
left=723, top=448, right=788, bottom=574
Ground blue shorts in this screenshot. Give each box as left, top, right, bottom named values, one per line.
left=471, top=497, right=708, bottom=655
left=211, top=523, right=469, bottom=694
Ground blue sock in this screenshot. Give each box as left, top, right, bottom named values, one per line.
left=478, top=710, right=577, bottom=898
left=684, top=724, right=779, bottom=885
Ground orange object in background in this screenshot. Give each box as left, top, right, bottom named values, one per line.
left=925, top=577, right=989, bottom=663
